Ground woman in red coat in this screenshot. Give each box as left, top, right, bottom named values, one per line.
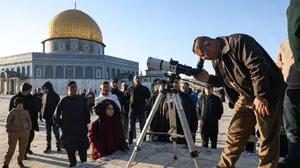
left=88, top=99, right=129, bottom=160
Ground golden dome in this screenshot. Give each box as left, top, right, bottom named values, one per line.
left=43, top=9, right=104, bottom=44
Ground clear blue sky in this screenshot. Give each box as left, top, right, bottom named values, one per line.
left=0, top=0, right=289, bottom=74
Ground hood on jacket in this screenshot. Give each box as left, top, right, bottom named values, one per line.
left=42, top=82, right=54, bottom=93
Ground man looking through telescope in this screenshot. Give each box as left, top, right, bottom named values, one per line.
left=192, top=34, right=287, bottom=168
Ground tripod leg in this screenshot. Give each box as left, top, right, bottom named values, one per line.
left=173, top=93, right=201, bottom=168
left=167, top=94, right=177, bottom=160
left=126, top=92, right=165, bottom=168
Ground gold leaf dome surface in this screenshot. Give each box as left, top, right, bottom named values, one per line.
left=44, top=9, right=103, bottom=44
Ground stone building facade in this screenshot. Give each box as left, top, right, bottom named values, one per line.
left=0, top=9, right=138, bottom=95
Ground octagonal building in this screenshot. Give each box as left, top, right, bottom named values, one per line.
left=0, top=8, right=138, bottom=95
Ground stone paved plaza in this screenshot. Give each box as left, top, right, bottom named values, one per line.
left=0, top=95, right=262, bottom=168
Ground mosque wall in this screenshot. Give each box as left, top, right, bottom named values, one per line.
left=30, top=78, right=128, bottom=95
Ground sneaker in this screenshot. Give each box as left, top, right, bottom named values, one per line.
left=27, top=149, right=33, bottom=155
left=17, top=162, right=25, bottom=168
left=57, top=147, right=61, bottom=153
left=2, top=164, right=8, bottom=168
left=44, top=146, right=51, bottom=153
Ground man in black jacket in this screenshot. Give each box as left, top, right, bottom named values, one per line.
left=41, top=82, right=61, bottom=153
left=110, top=78, right=125, bottom=119
left=9, top=82, right=38, bottom=159
left=54, top=81, right=90, bottom=167
left=127, top=75, right=151, bottom=144
left=197, top=86, right=223, bottom=148
left=33, top=88, right=43, bottom=122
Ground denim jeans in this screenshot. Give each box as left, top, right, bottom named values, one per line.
left=283, top=88, right=300, bottom=163
left=45, top=119, right=60, bottom=148
left=128, top=111, right=146, bottom=144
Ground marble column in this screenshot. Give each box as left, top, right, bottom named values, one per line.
left=43, top=65, right=46, bottom=78
left=15, top=79, right=19, bottom=93
left=25, top=67, right=28, bottom=77
left=83, top=66, right=86, bottom=78
left=8, top=79, right=11, bottom=94
left=53, top=66, right=56, bottom=78
left=92, top=67, right=95, bottom=79
left=5, top=81, right=8, bottom=95
left=73, top=67, right=76, bottom=79
left=63, top=67, right=66, bottom=78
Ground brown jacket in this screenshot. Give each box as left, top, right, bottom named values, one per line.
left=207, top=34, right=286, bottom=108
left=6, top=108, right=32, bottom=133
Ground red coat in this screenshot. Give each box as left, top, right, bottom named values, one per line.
left=88, top=116, right=128, bottom=160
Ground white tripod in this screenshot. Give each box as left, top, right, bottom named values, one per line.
left=125, top=88, right=201, bottom=168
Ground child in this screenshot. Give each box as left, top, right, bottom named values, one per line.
left=88, top=99, right=129, bottom=160
left=3, top=97, right=32, bottom=168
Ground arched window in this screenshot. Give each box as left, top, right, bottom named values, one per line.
left=66, top=67, right=73, bottom=79
left=17, top=67, right=21, bottom=77
left=56, top=66, right=63, bottom=78
left=116, top=69, right=121, bottom=78
left=22, top=67, right=25, bottom=77
left=111, top=68, right=116, bottom=78
left=1, top=72, right=6, bottom=78
left=35, top=66, right=42, bottom=78
left=86, top=67, right=93, bottom=79
left=106, top=67, right=110, bottom=79
left=45, top=66, right=53, bottom=78
left=27, top=66, right=30, bottom=77
left=75, top=66, right=83, bottom=79
left=96, top=67, right=102, bottom=79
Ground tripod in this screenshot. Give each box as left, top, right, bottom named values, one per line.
left=126, top=87, right=201, bottom=168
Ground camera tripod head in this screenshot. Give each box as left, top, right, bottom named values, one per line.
left=160, top=73, right=181, bottom=93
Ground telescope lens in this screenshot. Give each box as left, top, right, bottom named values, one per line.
left=147, top=57, right=177, bottom=72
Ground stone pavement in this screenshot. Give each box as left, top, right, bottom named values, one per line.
left=0, top=95, right=262, bottom=168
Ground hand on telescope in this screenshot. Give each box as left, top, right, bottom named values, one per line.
left=194, top=69, right=209, bottom=83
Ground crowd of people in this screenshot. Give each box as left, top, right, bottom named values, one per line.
left=2, top=73, right=227, bottom=168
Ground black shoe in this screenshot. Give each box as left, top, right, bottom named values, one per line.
left=57, top=147, right=61, bottom=152
left=202, top=145, right=208, bottom=148
left=2, top=164, right=8, bottom=168
left=27, top=149, right=33, bottom=155
left=44, top=146, right=51, bottom=153
left=17, top=162, right=25, bottom=168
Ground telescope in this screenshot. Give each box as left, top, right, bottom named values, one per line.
left=146, top=57, right=204, bottom=76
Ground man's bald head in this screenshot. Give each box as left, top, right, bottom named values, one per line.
left=192, top=36, right=221, bottom=61
left=192, top=36, right=213, bottom=53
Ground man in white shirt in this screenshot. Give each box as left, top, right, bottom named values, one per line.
left=95, top=81, right=121, bottom=110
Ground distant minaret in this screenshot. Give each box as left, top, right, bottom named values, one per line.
left=74, top=0, right=77, bottom=10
